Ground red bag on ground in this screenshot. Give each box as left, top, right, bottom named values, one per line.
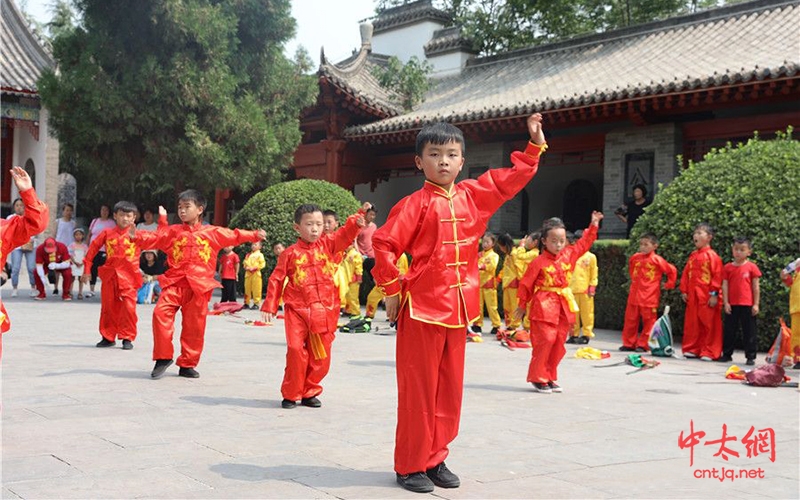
left=745, top=364, right=785, bottom=387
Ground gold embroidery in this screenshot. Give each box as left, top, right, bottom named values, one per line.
left=196, top=236, right=211, bottom=264
left=644, top=263, right=657, bottom=282
left=293, top=253, right=309, bottom=285
left=171, top=237, right=187, bottom=263
left=106, top=238, right=117, bottom=258
left=124, top=238, right=137, bottom=261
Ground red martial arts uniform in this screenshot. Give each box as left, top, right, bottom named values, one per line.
left=262, top=210, right=364, bottom=402
left=35, top=240, right=73, bottom=299
left=373, top=141, right=545, bottom=476
left=621, top=252, right=677, bottom=350
left=0, top=188, right=49, bottom=358
left=151, top=223, right=261, bottom=368
left=518, top=224, right=598, bottom=385
left=84, top=223, right=165, bottom=343
left=680, top=246, right=723, bottom=359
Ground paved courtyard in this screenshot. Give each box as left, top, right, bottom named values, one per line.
left=1, top=290, right=798, bottom=499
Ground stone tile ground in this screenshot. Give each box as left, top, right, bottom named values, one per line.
left=1, top=292, right=798, bottom=499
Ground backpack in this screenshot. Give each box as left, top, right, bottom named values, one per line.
left=745, top=364, right=786, bottom=387
left=339, top=317, right=372, bottom=333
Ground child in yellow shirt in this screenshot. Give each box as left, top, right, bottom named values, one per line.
left=498, top=233, right=526, bottom=330
left=516, top=232, right=540, bottom=332
left=780, top=244, right=800, bottom=369
left=243, top=241, right=266, bottom=309
left=472, top=234, right=502, bottom=335
left=366, top=253, right=409, bottom=323
left=567, top=230, right=598, bottom=344
left=342, top=244, right=363, bottom=317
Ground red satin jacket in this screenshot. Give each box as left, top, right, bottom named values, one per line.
left=1, top=188, right=49, bottom=333
left=517, top=224, right=598, bottom=324
left=372, top=141, right=545, bottom=328
left=262, top=210, right=364, bottom=316
left=679, top=246, right=723, bottom=300
left=628, top=252, right=677, bottom=308
left=84, top=220, right=167, bottom=290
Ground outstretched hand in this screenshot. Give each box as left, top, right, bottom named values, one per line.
left=158, top=206, right=168, bottom=218
left=527, top=113, right=545, bottom=145
left=256, top=229, right=267, bottom=240
left=590, top=211, right=604, bottom=226
left=10, top=166, right=33, bottom=192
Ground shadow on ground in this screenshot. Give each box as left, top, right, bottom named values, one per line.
left=182, top=395, right=278, bottom=408
left=209, top=463, right=394, bottom=487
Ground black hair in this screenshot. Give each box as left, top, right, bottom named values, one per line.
left=566, top=231, right=577, bottom=244
left=322, top=209, right=339, bottom=221
left=177, top=189, right=206, bottom=209
left=294, top=204, right=322, bottom=224
left=694, top=222, right=715, bottom=237
left=733, top=236, right=752, bottom=248
left=12, top=197, right=22, bottom=206
left=632, top=183, right=648, bottom=197
left=142, top=207, right=155, bottom=214
left=482, top=232, right=497, bottom=244
left=415, top=122, right=466, bottom=156
left=114, top=201, right=138, bottom=214
left=62, top=203, right=74, bottom=210
left=496, top=233, right=514, bottom=253
left=640, top=232, right=659, bottom=245
left=539, top=217, right=566, bottom=248
left=366, top=204, right=377, bottom=215
left=528, top=230, right=541, bottom=241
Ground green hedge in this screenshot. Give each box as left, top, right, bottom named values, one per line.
left=630, top=129, right=799, bottom=350
left=592, top=239, right=630, bottom=331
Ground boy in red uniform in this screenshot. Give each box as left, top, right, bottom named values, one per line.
left=372, top=114, right=546, bottom=493
left=680, top=222, right=723, bottom=361
left=620, top=232, right=677, bottom=352
left=719, top=236, right=761, bottom=365
left=150, top=190, right=265, bottom=379
left=1, top=166, right=49, bottom=358
left=35, top=238, right=73, bottom=301
left=261, top=203, right=368, bottom=409
left=83, top=201, right=167, bottom=350
left=516, top=212, right=603, bottom=393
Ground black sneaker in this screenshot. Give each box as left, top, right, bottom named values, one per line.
left=301, top=396, right=321, bottom=408
left=578, top=337, right=590, bottom=344
left=151, top=359, right=173, bottom=379
left=490, top=327, right=499, bottom=336
left=282, top=399, right=297, bottom=409
left=96, top=338, right=116, bottom=348
left=717, top=355, right=733, bottom=362
left=532, top=382, right=552, bottom=393
left=121, top=340, right=133, bottom=350
left=470, top=325, right=482, bottom=333
left=426, top=462, right=460, bottom=488
left=548, top=381, right=563, bottom=393
left=52, top=289, right=59, bottom=295
left=793, top=362, right=800, bottom=370
left=179, top=367, right=200, bottom=378
left=396, top=472, right=434, bottom=493
left=619, top=345, right=635, bottom=352
left=634, top=346, right=646, bottom=353
left=745, top=359, right=755, bottom=366
left=565, top=336, right=577, bottom=344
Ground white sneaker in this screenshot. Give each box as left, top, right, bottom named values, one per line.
left=11, top=289, right=18, bottom=297
left=29, top=290, right=39, bottom=297
left=700, top=356, right=712, bottom=361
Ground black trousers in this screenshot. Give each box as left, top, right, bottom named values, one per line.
left=220, top=279, right=237, bottom=303
left=723, top=305, right=757, bottom=360
left=90, top=252, right=107, bottom=286
left=359, top=257, right=376, bottom=303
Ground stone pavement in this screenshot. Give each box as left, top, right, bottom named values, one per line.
left=1, top=291, right=798, bottom=499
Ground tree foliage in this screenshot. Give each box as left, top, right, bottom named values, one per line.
left=631, top=129, right=800, bottom=350
left=38, top=0, right=318, bottom=209
left=371, top=56, right=433, bottom=110
left=376, top=1, right=743, bottom=56
left=230, top=179, right=362, bottom=274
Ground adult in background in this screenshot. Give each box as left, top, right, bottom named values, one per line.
left=357, top=204, right=377, bottom=302
left=6, top=198, right=41, bottom=297
left=86, top=204, right=115, bottom=297
left=136, top=207, right=159, bottom=232
left=615, top=183, right=650, bottom=238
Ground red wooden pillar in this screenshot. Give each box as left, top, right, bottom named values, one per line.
left=323, top=139, right=347, bottom=186
left=214, top=188, right=231, bottom=226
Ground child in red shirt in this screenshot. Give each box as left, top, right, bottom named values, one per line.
left=218, top=246, right=240, bottom=303
left=620, top=232, right=677, bottom=351
left=262, top=203, right=368, bottom=409
left=720, top=236, right=761, bottom=365
left=83, top=201, right=167, bottom=349
left=516, top=212, right=603, bottom=393
left=1, top=167, right=49, bottom=357
left=373, top=115, right=546, bottom=493
left=680, top=222, right=723, bottom=360
left=150, top=190, right=265, bottom=379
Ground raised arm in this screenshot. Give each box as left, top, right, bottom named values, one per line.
left=1, top=167, right=49, bottom=254
left=211, top=227, right=265, bottom=250
left=329, top=204, right=368, bottom=255
left=565, top=214, right=602, bottom=267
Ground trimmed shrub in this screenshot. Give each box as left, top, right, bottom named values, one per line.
left=631, top=128, right=800, bottom=350
left=230, top=179, right=361, bottom=281
left=592, top=239, right=630, bottom=331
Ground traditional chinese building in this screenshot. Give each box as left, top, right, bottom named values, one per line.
left=293, top=0, right=799, bottom=238
left=1, top=0, right=60, bottom=229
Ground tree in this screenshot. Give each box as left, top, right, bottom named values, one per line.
left=371, top=56, right=433, bottom=111
left=38, top=0, right=318, bottom=208
left=631, top=129, right=800, bottom=349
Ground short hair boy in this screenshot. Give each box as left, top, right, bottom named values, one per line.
left=372, top=114, right=546, bottom=493
left=149, top=189, right=266, bottom=378
left=720, top=237, right=761, bottom=365
left=261, top=202, right=369, bottom=409
left=83, top=201, right=167, bottom=349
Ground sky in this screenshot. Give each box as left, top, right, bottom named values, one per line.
left=18, top=0, right=377, bottom=64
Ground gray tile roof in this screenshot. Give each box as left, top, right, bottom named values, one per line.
left=345, top=0, right=800, bottom=138
left=1, top=0, right=54, bottom=95
left=424, top=26, right=477, bottom=57
left=373, top=0, right=451, bottom=34
left=320, top=48, right=403, bottom=117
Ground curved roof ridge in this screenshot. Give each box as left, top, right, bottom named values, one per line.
left=1, top=0, right=55, bottom=94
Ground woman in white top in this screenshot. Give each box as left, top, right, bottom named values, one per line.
left=86, top=204, right=116, bottom=297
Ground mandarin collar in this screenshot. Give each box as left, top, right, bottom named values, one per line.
left=423, top=180, right=454, bottom=198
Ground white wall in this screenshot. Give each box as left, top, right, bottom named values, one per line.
left=428, top=51, right=472, bottom=78
left=372, top=20, right=446, bottom=63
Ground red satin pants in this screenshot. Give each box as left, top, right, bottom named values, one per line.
left=527, top=312, right=571, bottom=384
left=281, top=303, right=337, bottom=401
left=682, top=293, right=722, bottom=359
left=99, top=272, right=138, bottom=342
left=152, top=285, right=211, bottom=368
left=621, top=302, right=658, bottom=350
